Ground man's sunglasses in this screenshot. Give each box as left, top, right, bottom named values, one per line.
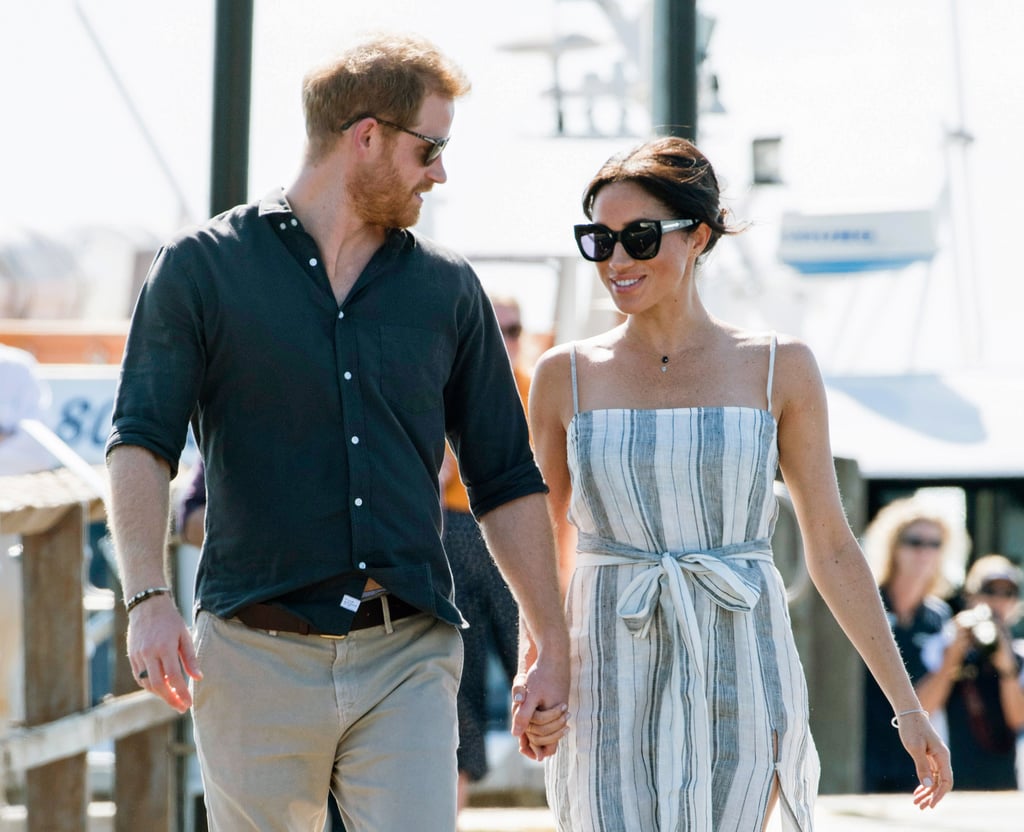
left=574, top=218, right=699, bottom=262
left=339, top=114, right=449, bottom=165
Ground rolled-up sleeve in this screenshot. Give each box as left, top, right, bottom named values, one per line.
left=106, top=243, right=206, bottom=477
left=443, top=283, right=546, bottom=519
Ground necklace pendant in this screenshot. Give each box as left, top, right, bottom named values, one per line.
left=661, top=365, right=668, bottom=373
left=661, top=355, right=669, bottom=373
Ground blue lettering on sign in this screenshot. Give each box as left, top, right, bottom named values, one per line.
left=782, top=229, right=876, bottom=242
left=55, top=396, right=114, bottom=451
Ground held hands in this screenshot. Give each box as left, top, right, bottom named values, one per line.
left=510, top=662, right=570, bottom=761
left=128, top=594, right=202, bottom=713
left=517, top=702, right=568, bottom=760
left=894, top=710, right=953, bottom=809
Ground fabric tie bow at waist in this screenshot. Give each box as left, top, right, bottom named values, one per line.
left=575, top=533, right=773, bottom=642
left=573, top=534, right=777, bottom=828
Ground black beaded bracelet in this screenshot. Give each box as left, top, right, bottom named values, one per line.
left=125, top=586, right=173, bottom=613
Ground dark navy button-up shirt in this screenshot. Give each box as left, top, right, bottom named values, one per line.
left=107, top=190, right=545, bottom=633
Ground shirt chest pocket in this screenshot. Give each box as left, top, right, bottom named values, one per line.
left=379, top=324, right=450, bottom=414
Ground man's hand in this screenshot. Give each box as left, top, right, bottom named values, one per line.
left=510, top=655, right=569, bottom=760
left=128, top=594, right=202, bottom=713
left=520, top=703, right=568, bottom=759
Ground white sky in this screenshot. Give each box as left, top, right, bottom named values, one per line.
left=3, top=0, right=1022, bottom=371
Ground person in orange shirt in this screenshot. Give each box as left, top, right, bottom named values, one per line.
left=440, top=294, right=531, bottom=810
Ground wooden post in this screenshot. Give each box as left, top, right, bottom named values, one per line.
left=113, top=587, right=175, bottom=831
left=2, top=466, right=177, bottom=830
left=21, top=504, right=88, bottom=832
left=806, top=457, right=868, bottom=793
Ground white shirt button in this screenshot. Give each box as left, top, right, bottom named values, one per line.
left=354, top=497, right=363, bottom=507
left=338, top=310, right=345, bottom=320
left=279, top=222, right=286, bottom=230
left=343, top=371, right=352, bottom=380
left=358, top=562, right=367, bottom=570
left=290, top=218, right=298, bottom=227
left=351, top=436, right=360, bottom=445
left=309, top=258, right=318, bottom=267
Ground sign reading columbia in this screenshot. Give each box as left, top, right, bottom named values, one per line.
left=778, top=209, right=938, bottom=274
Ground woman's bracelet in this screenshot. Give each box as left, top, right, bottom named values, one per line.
left=125, top=586, right=173, bottom=614
left=890, top=707, right=929, bottom=728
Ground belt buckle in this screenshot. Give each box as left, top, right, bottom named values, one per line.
left=319, top=632, right=348, bottom=640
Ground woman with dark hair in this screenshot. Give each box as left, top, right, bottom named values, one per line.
left=520, top=137, right=952, bottom=831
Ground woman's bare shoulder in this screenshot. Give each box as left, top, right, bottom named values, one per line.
left=726, top=328, right=818, bottom=369
left=536, top=328, right=622, bottom=372
left=773, top=333, right=822, bottom=385
left=534, top=341, right=573, bottom=377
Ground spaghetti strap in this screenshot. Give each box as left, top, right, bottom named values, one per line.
left=766, top=332, right=777, bottom=412
left=569, top=343, right=580, bottom=415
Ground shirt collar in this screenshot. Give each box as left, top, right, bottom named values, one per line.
left=258, top=187, right=293, bottom=218
left=257, top=186, right=414, bottom=254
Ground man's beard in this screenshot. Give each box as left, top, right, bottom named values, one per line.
left=347, top=155, right=422, bottom=229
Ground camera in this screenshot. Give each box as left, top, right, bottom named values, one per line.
left=958, top=604, right=1000, bottom=656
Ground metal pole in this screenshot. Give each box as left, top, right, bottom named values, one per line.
left=946, top=0, right=983, bottom=367
left=651, top=0, right=698, bottom=140
left=209, top=0, right=254, bottom=217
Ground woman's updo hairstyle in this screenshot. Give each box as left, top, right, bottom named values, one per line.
left=581, top=136, right=740, bottom=257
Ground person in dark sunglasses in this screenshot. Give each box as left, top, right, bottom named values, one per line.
left=338, top=114, right=449, bottom=167
left=860, top=496, right=964, bottom=794
left=106, top=33, right=569, bottom=832
left=574, top=218, right=699, bottom=262
left=522, top=136, right=952, bottom=831
left=916, top=554, right=1024, bottom=790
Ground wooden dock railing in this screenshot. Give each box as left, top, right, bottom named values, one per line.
left=0, top=466, right=181, bottom=831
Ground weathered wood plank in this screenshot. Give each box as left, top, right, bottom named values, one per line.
left=0, top=692, right=178, bottom=773
left=22, top=505, right=88, bottom=832
left=1, top=464, right=177, bottom=831
left=113, top=583, right=175, bottom=832
left=0, top=466, right=106, bottom=536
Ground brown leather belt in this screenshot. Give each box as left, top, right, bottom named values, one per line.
left=235, top=594, right=420, bottom=637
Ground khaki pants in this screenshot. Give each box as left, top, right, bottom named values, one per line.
left=192, top=610, right=463, bottom=831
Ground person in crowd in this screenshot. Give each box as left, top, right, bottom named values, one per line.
left=176, top=459, right=206, bottom=549
left=0, top=343, right=54, bottom=729
left=0, top=343, right=53, bottom=476
left=439, top=294, right=531, bottom=810
left=105, top=33, right=568, bottom=832
left=521, top=136, right=951, bottom=831
left=918, top=554, right=1024, bottom=790
left=860, top=496, right=962, bottom=793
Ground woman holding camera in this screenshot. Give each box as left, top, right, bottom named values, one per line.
left=918, top=555, right=1024, bottom=790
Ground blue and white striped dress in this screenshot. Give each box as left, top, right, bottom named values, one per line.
left=544, top=339, right=819, bottom=831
